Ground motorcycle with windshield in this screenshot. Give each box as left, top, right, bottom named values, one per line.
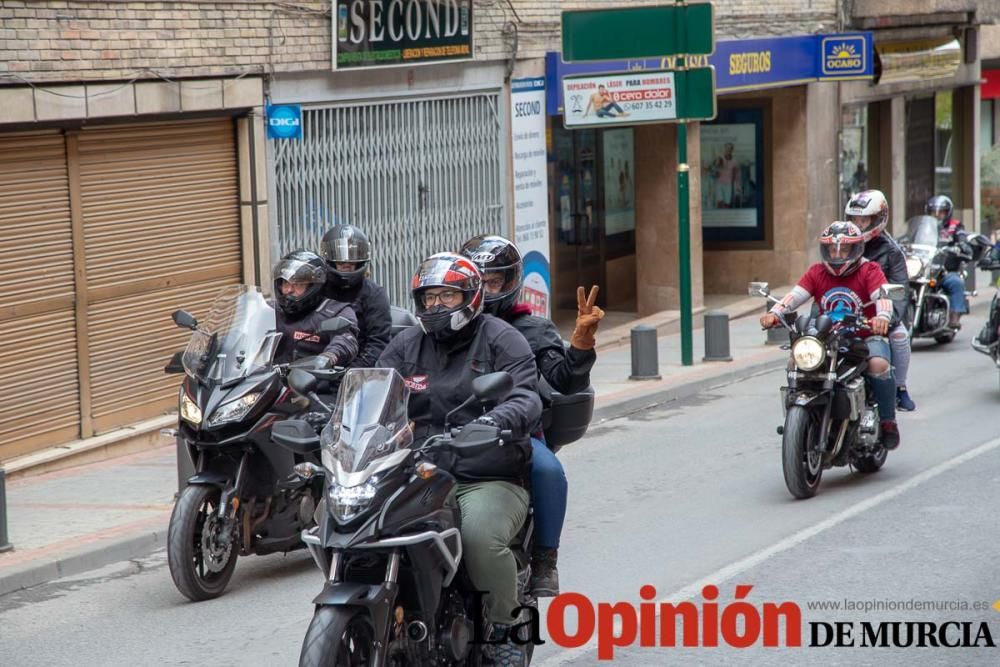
left=751, top=281, right=905, bottom=499
left=164, top=285, right=350, bottom=601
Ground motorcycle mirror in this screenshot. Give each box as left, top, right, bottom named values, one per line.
left=815, top=315, right=832, bottom=335
left=472, top=372, right=513, bottom=403
left=172, top=310, right=198, bottom=330
left=287, top=368, right=318, bottom=396
left=795, top=313, right=811, bottom=335
left=748, top=281, right=770, bottom=297
left=164, top=350, right=185, bottom=374
left=320, top=316, right=352, bottom=334
left=879, top=284, right=906, bottom=300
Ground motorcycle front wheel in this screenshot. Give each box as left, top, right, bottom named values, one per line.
left=782, top=406, right=823, bottom=499
left=167, top=484, right=239, bottom=601
left=299, top=607, right=376, bottom=667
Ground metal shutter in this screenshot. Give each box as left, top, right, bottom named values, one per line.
left=76, top=119, right=242, bottom=433
left=0, top=133, right=81, bottom=460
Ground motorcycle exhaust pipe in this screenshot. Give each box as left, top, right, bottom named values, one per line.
left=407, top=621, right=429, bottom=642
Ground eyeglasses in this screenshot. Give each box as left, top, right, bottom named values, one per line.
left=421, top=290, right=463, bottom=307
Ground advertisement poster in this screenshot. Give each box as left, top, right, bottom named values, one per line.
left=562, top=71, right=676, bottom=128
left=701, top=123, right=759, bottom=228
left=510, top=77, right=551, bottom=318
left=602, top=129, right=635, bottom=236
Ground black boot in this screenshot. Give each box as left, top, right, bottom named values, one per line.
left=529, top=548, right=559, bottom=598
left=484, top=624, right=528, bottom=667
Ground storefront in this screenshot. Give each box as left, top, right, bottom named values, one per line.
left=980, top=68, right=1000, bottom=233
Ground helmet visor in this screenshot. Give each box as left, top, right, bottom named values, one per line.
left=481, top=264, right=523, bottom=302
left=322, top=237, right=368, bottom=263
left=820, top=239, right=864, bottom=268
left=274, top=258, right=325, bottom=286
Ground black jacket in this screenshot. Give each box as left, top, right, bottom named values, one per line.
left=377, top=314, right=541, bottom=485
left=863, top=234, right=908, bottom=325
left=504, top=309, right=595, bottom=395
left=274, top=298, right=359, bottom=365
left=325, top=278, right=392, bottom=369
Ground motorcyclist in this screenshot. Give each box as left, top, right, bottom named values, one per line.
left=761, top=221, right=900, bottom=450
left=926, top=195, right=972, bottom=329
left=319, top=224, right=392, bottom=368
left=377, top=252, right=541, bottom=667
left=844, top=190, right=915, bottom=411
left=272, top=250, right=359, bottom=369
left=973, top=238, right=1000, bottom=350
left=460, top=235, right=604, bottom=599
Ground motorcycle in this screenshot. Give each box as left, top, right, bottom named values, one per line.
left=750, top=281, right=905, bottom=499
left=164, top=284, right=351, bottom=601
left=971, top=248, right=1000, bottom=388
left=898, top=215, right=989, bottom=344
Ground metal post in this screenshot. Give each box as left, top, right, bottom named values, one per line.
left=0, top=468, right=13, bottom=553
left=629, top=325, right=662, bottom=380
left=676, top=0, right=693, bottom=367
left=703, top=310, right=732, bottom=361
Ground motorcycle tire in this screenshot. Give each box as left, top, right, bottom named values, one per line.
left=167, top=484, right=239, bottom=602
left=782, top=406, right=822, bottom=499
left=854, top=447, right=888, bottom=473
left=934, top=331, right=956, bottom=344
left=299, top=607, right=375, bottom=667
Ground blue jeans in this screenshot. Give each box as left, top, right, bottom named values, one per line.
left=530, top=437, right=567, bottom=550
left=596, top=102, right=625, bottom=118
left=866, top=337, right=895, bottom=422
left=941, top=272, right=968, bottom=313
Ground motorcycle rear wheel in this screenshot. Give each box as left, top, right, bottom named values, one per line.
left=782, top=406, right=822, bottom=499
left=299, top=607, right=375, bottom=667
left=167, top=484, right=239, bottom=601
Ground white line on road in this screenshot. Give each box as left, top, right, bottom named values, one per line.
left=537, top=433, right=1000, bottom=666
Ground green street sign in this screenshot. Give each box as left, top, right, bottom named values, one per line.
left=561, top=4, right=714, bottom=63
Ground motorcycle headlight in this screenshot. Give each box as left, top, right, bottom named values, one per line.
left=327, top=479, right=378, bottom=522
left=905, top=257, right=923, bottom=279
left=792, top=336, right=826, bottom=371
left=180, top=392, right=202, bottom=425
left=206, top=392, right=261, bottom=427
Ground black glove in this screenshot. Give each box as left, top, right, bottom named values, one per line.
left=290, top=355, right=333, bottom=371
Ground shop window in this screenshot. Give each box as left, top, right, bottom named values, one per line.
left=934, top=90, right=953, bottom=197
left=840, top=105, right=869, bottom=202
left=982, top=99, right=1000, bottom=234
left=601, top=128, right=635, bottom=259
left=701, top=107, right=765, bottom=243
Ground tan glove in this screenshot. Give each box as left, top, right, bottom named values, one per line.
left=570, top=285, right=605, bottom=350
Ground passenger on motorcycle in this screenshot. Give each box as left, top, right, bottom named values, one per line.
left=319, top=224, right=392, bottom=368
left=761, top=221, right=900, bottom=450
left=377, top=252, right=541, bottom=666
left=844, top=190, right=915, bottom=411
left=927, top=194, right=972, bottom=329
left=460, top=234, right=604, bottom=599
left=272, top=250, right=359, bottom=368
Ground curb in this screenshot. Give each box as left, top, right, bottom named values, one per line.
left=0, top=526, right=167, bottom=598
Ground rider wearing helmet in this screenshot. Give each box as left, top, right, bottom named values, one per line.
left=460, top=234, right=604, bottom=599
left=377, top=252, right=541, bottom=666
left=845, top=190, right=915, bottom=411
left=926, top=195, right=972, bottom=329
left=272, top=250, right=359, bottom=367
left=319, top=224, right=392, bottom=368
left=761, top=222, right=900, bottom=450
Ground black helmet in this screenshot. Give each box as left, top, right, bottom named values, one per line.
left=319, top=225, right=371, bottom=291
left=411, top=252, right=484, bottom=341
left=273, top=250, right=327, bottom=320
left=925, top=195, right=953, bottom=221
left=459, top=235, right=524, bottom=316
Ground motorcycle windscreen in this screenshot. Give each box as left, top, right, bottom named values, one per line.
left=902, top=215, right=941, bottom=255
left=321, top=368, right=413, bottom=474
left=181, top=285, right=281, bottom=385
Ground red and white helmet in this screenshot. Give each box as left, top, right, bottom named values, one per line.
left=411, top=252, right=484, bottom=340
left=844, top=190, right=889, bottom=242
left=819, top=221, right=866, bottom=276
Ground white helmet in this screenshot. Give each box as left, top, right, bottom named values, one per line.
left=844, top=190, right=889, bottom=242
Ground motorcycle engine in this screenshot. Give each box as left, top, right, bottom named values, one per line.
left=857, top=407, right=880, bottom=446
left=924, top=307, right=947, bottom=331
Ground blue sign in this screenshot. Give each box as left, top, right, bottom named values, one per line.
left=266, top=104, right=302, bottom=140
left=546, top=32, right=873, bottom=115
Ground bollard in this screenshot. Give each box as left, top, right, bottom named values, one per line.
left=702, top=310, right=733, bottom=362
left=628, top=325, right=662, bottom=380
left=0, top=468, right=13, bottom=553
left=765, top=304, right=788, bottom=345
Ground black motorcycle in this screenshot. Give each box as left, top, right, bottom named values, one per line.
left=899, top=215, right=989, bottom=344
left=751, top=281, right=904, bottom=499
left=164, top=285, right=350, bottom=601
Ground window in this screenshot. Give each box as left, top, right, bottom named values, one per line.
left=701, top=108, right=765, bottom=242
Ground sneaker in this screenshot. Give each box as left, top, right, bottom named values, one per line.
left=528, top=548, right=559, bottom=598
left=484, top=624, right=528, bottom=667
left=896, top=388, right=916, bottom=412
left=881, top=420, right=900, bottom=450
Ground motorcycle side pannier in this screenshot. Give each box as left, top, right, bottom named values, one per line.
left=542, top=386, right=595, bottom=450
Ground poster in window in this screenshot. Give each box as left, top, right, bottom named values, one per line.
left=602, top=129, right=635, bottom=236
left=701, top=109, right=765, bottom=242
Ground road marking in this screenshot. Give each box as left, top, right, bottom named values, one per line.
left=537, top=434, right=1000, bottom=666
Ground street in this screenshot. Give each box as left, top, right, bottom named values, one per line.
left=3, top=312, right=1000, bottom=666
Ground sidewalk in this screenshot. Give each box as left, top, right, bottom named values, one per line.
left=1, top=278, right=994, bottom=597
